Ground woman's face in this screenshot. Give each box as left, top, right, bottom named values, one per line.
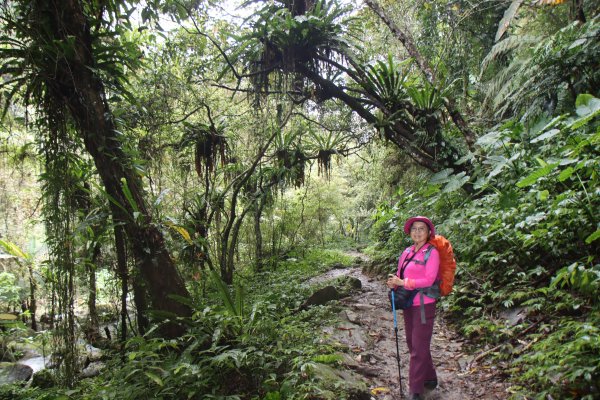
left=409, top=221, right=430, bottom=246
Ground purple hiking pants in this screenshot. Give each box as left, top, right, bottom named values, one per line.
left=403, top=302, right=437, bottom=395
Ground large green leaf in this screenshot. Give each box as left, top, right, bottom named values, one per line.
left=442, top=172, right=469, bottom=193
left=516, top=163, right=559, bottom=187
left=429, top=168, right=453, bottom=184
left=209, top=270, right=242, bottom=318
left=0, top=239, right=30, bottom=260
left=575, top=94, right=600, bottom=117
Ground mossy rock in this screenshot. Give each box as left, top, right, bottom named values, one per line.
left=0, top=363, right=33, bottom=385
left=31, top=369, right=56, bottom=389
left=303, top=362, right=369, bottom=398
left=361, top=260, right=393, bottom=277
left=334, top=276, right=362, bottom=297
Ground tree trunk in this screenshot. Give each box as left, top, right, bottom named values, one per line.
left=573, top=0, right=586, bottom=23
left=217, top=129, right=280, bottom=283
left=37, top=0, right=191, bottom=336
left=132, top=272, right=150, bottom=335
left=254, top=196, right=266, bottom=271
left=86, top=243, right=101, bottom=344
left=27, top=263, right=37, bottom=331
left=114, top=225, right=128, bottom=344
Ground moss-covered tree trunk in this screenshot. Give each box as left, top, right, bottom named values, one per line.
left=36, top=0, right=191, bottom=336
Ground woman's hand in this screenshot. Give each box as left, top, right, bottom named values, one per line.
left=386, top=274, right=404, bottom=288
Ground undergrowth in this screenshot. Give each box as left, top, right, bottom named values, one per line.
left=0, top=248, right=363, bottom=400
left=370, top=94, right=599, bottom=399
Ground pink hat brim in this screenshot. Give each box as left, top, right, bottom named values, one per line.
left=404, top=216, right=435, bottom=239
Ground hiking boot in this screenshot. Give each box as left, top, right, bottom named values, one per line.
left=424, top=379, right=438, bottom=390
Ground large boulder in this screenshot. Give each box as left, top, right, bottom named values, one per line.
left=0, top=362, right=33, bottom=385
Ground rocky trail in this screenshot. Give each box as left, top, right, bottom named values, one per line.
left=312, top=256, right=509, bottom=399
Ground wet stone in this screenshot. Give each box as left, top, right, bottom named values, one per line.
left=0, top=362, right=33, bottom=385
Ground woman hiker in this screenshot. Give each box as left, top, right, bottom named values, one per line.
left=386, top=216, right=440, bottom=400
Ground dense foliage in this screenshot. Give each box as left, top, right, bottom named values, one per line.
left=0, top=0, right=598, bottom=399
left=0, top=249, right=366, bottom=400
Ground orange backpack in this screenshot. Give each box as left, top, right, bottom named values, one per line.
left=426, top=235, right=457, bottom=296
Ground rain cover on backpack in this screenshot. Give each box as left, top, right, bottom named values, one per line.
left=428, top=235, right=457, bottom=296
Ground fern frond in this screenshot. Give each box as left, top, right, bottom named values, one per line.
left=481, top=35, right=539, bottom=75
left=482, top=59, right=523, bottom=109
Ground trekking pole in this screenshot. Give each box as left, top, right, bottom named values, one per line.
left=390, top=289, right=404, bottom=398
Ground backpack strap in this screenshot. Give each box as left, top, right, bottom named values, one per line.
left=417, top=283, right=441, bottom=324
left=413, top=244, right=435, bottom=265
left=417, top=244, right=439, bottom=324
left=419, top=291, right=426, bottom=324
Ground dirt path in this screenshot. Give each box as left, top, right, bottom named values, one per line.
left=317, top=261, right=509, bottom=399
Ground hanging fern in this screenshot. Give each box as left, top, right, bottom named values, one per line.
left=178, top=122, right=229, bottom=178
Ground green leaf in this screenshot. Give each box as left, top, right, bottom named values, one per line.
left=531, top=129, right=560, bottom=143
left=537, top=190, right=549, bottom=201
left=575, top=94, right=600, bottom=117
left=557, top=167, right=574, bottom=182
left=442, top=172, right=469, bottom=193
left=0, top=239, right=30, bottom=260
left=429, top=168, right=453, bottom=184
left=153, top=189, right=171, bottom=206
left=121, top=178, right=140, bottom=214
left=209, top=270, right=238, bottom=317
left=516, top=163, right=559, bottom=188
left=585, top=230, right=600, bottom=244
left=144, top=371, right=164, bottom=386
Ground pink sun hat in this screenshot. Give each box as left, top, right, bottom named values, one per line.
left=403, top=216, right=436, bottom=239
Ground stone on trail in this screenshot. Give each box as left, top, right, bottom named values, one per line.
left=299, top=285, right=340, bottom=311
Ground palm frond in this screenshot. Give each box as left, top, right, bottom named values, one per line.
left=495, top=0, right=525, bottom=42
left=481, top=16, right=600, bottom=120
left=481, top=35, right=539, bottom=75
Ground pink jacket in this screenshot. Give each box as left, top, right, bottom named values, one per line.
left=396, top=244, right=440, bottom=306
